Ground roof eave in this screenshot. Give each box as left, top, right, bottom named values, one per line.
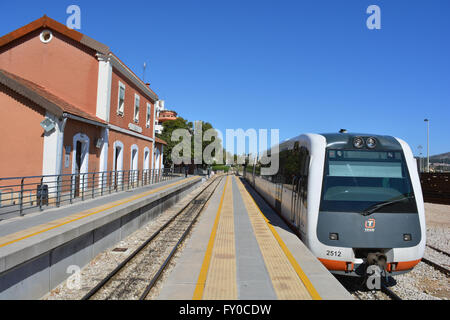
left=0, top=70, right=63, bottom=117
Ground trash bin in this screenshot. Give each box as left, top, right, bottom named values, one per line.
left=37, top=184, right=49, bottom=206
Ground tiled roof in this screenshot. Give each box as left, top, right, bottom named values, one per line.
left=0, top=15, right=109, bottom=54
left=155, top=137, right=168, bottom=145
left=0, top=69, right=106, bottom=125
left=0, top=16, right=159, bottom=103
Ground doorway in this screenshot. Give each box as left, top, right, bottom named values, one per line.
left=113, top=141, right=124, bottom=190
left=74, top=141, right=82, bottom=197
left=130, top=145, right=138, bottom=184
left=72, top=133, right=90, bottom=198
left=143, top=147, right=150, bottom=183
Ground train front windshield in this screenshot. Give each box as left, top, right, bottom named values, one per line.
left=320, top=150, right=418, bottom=214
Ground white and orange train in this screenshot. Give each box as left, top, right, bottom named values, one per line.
left=245, top=132, right=426, bottom=277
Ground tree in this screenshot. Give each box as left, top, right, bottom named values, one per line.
left=157, top=117, right=193, bottom=168
left=158, top=118, right=225, bottom=169
left=198, top=121, right=225, bottom=168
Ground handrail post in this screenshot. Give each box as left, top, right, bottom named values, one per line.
left=19, top=178, right=24, bottom=216
left=39, top=177, right=44, bottom=211
left=56, top=175, right=61, bottom=208
left=70, top=175, right=73, bottom=204
left=82, top=174, right=85, bottom=201
left=101, top=172, right=104, bottom=197
left=92, top=173, right=95, bottom=199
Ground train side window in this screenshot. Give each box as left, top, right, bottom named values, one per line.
left=303, top=152, right=310, bottom=207
left=298, top=147, right=310, bottom=206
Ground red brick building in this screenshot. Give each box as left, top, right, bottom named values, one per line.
left=0, top=16, right=166, bottom=180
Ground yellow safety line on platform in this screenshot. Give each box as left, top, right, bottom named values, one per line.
left=192, top=176, right=229, bottom=300
left=0, top=177, right=199, bottom=249
left=235, top=177, right=322, bottom=300
left=202, top=175, right=237, bottom=300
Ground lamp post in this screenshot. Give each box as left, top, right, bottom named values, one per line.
left=424, top=119, right=430, bottom=173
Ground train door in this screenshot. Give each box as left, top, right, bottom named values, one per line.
left=290, top=176, right=298, bottom=223
left=275, top=175, right=283, bottom=213
left=299, top=148, right=310, bottom=231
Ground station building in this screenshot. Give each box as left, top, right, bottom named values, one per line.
left=0, top=16, right=167, bottom=180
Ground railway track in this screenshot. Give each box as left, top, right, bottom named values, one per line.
left=338, top=275, right=403, bottom=301
left=426, top=244, right=450, bottom=258
left=380, top=285, right=402, bottom=300
left=81, top=175, right=224, bottom=300
left=422, top=245, right=450, bottom=277
left=421, top=258, right=450, bottom=276
left=335, top=274, right=398, bottom=300
left=345, top=246, right=449, bottom=300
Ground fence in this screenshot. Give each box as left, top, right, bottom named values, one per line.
left=420, top=173, right=450, bottom=205
left=0, top=169, right=181, bottom=218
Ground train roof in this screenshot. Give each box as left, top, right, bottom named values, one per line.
left=278, top=133, right=403, bottom=152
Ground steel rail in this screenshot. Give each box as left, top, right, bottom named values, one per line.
left=380, top=284, right=402, bottom=300
left=426, top=244, right=450, bottom=258
left=81, top=175, right=223, bottom=300
left=421, top=258, right=450, bottom=276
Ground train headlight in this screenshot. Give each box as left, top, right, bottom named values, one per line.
left=403, top=234, right=412, bottom=242
left=329, top=233, right=339, bottom=241
left=366, top=137, right=377, bottom=149
left=353, top=137, right=365, bottom=149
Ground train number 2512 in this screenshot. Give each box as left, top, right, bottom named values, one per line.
left=326, top=250, right=342, bottom=257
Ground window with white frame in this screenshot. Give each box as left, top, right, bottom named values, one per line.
left=146, top=103, right=151, bottom=128
left=117, top=82, right=125, bottom=116
left=134, top=94, right=140, bottom=123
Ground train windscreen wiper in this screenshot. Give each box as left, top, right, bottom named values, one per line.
left=362, top=196, right=415, bottom=216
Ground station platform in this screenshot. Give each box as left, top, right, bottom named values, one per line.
left=0, top=175, right=203, bottom=299
left=158, top=175, right=353, bottom=300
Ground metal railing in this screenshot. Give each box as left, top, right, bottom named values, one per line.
left=420, top=173, right=450, bottom=205
left=0, top=169, right=181, bottom=218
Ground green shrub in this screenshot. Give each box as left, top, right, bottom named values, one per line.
left=212, top=165, right=230, bottom=173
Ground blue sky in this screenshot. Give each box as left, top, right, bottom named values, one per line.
left=1, top=0, right=449, bottom=156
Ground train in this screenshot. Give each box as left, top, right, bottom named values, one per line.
left=244, top=132, right=426, bottom=278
